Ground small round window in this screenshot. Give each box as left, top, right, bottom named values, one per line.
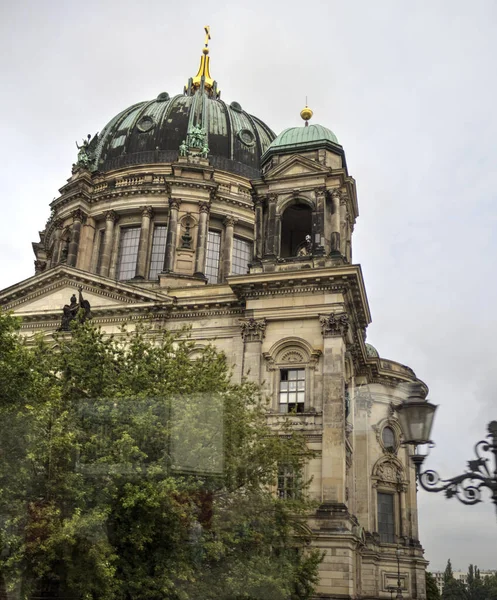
left=137, top=116, right=154, bottom=132
left=382, top=426, right=396, bottom=451
left=238, top=128, right=255, bottom=147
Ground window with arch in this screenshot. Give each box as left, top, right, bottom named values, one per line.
left=280, top=203, right=313, bottom=258
left=263, top=338, right=321, bottom=414
left=372, top=457, right=406, bottom=544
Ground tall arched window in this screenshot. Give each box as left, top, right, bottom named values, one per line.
left=280, top=204, right=312, bottom=258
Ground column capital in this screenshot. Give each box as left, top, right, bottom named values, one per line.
left=54, top=218, right=64, bottom=230
left=105, top=210, right=119, bottom=223
left=320, top=312, right=349, bottom=338
left=331, top=188, right=341, bottom=200
left=240, top=317, right=267, bottom=342
left=199, top=202, right=210, bottom=214
left=141, top=205, right=154, bottom=219
left=314, top=186, right=327, bottom=199
left=71, top=209, right=87, bottom=223
left=223, top=215, right=237, bottom=228
left=268, top=192, right=278, bottom=203
left=169, top=197, right=182, bottom=210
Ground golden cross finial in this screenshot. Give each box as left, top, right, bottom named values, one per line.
left=204, top=25, right=211, bottom=50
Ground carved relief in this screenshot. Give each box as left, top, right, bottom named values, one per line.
left=240, top=317, right=266, bottom=342
left=71, top=209, right=87, bottom=223
left=280, top=350, right=304, bottom=363
left=105, top=210, right=119, bottom=223
left=320, top=312, right=349, bottom=337
left=169, top=198, right=182, bottom=211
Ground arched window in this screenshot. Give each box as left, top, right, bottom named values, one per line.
left=280, top=204, right=312, bottom=258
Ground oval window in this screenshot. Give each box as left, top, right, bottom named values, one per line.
left=382, top=426, right=396, bottom=450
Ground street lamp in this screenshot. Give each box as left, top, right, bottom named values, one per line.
left=395, top=546, right=403, bottom=600
left=396, top=388, right=497, bottom=519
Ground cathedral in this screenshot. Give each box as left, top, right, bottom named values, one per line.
left=0, top=29, right=428, bottom=600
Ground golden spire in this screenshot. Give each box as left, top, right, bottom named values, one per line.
left=192, top=25, right=215, bottom=91
left=300, top=99, right=313, bottom=127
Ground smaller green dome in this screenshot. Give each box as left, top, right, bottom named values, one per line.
left=270, top=123, right=339, bottom=149
left=261, top=123, right=340, bottom=165
left=365, top=343, right=379, bottom=358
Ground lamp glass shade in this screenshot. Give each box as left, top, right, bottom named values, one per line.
left=396, top=401, right=437, bottom=445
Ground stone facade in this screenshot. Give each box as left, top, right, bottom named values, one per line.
left=0, top=75, right=428, bottom=599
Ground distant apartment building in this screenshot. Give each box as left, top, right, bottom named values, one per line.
left=431, top=570, right=497, bottom=595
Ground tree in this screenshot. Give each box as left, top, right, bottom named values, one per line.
left=426, top=571, right=440, bottom=600
left=0, top=313, right=322, bottom=600
left=467, top=565, right=485, bottom=600
left=442, top=559, right=467, bottom=600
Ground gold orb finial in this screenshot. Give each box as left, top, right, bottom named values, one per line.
left=300, top=105, right=313, bottom=125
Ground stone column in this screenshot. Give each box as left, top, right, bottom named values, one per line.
left=313, top=187, right=326, bottom=254
left=264, top=194, right=278, bottom=257
left=239, top=318, right=266, bottom=383
left=319, top=312, right=349, bottom=504
left=100, top=210, right=118, bottom=277
left=253, top=197, right=263, bottom=259
left=67, top=209, right=86, bottom=267
left=331, top=190, right=341, bottom=254
left=163, top=198, right=181, bottom=272
left=340, top=195, right=348, bottom=256
left=221, top=215, right=236, bottom=281
left=135, top=206, right=154, bottom=279
left=52, top=220, right=63, bottom=265
left=194, top=202, right=210, bottom=276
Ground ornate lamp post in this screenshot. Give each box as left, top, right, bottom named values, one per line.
left=396, top=388, right=497, bottom=519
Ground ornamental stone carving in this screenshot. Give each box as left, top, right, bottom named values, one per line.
left=105, top=210, right=119, bottom=223
left=223, top=215, right=237, bottom=227
left=71, top=209, right=87, bottom=223
left=169, top=198, right=182, bottom=211
left=199, top=202, right=210, bottom=214
left=240, top=317, right=267, bottom=342
left=320, top=312, right=349, bottom=337
left=141, top=206, right=154, bottom=218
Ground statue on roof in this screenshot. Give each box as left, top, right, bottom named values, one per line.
left=297, top=235, right=313, bottom=257
left=59, top=286, right=92, bottom=331
left=73, top=133, right=98, bottom=172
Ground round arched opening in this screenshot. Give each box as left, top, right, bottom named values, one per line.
left=280, top=204, right=312, bottom=258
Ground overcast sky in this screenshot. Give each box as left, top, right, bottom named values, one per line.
left=1, top=0, right=496, bottom=572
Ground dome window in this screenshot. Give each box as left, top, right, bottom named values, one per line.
left=136, top=116, right=155, bottom=133
left=156, top=92, right=170, bottom=102
left=237, top=129, right=255, bottom=147
left=230, top=101, right=242, bottom=112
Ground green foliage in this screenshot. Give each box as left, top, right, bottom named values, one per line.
left=442, top=560, right=466, bottom=600
left=426, top=571, right=440, bottom=600
left=0, top=313, right=321, bottom=600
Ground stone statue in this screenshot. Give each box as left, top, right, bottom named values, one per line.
left=59, top=238, right=70, bottom=263
left=59, top=286, right=92, bottom=331
left=179, top=140, right=188, bottom=157
left=297, top=235, right=313, bottom=257
left=75, top=134, right=92, bottom=169
left=187, top=124, right=207, bottom=149
left=200, top=144, right=209, bottom=158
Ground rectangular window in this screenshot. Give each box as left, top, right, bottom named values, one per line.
left=117, top=227, right=140, bottom=280
left=149, top=225, right=167, bottom=279
left=205, top=230, right=221, bottom=283
left=279, top=369, right=305, bottom=413
left=277, top=465, right=301, bottom=500
left=377, top=492, right=396, bottom=543
left=231, top=237, right=252, bottom=275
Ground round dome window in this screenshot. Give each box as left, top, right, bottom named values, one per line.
left=137, top=116, right=155, bottom=133
left=230, top=101, right=243, bottom=112
left=238, top=128, right=255, bottom=147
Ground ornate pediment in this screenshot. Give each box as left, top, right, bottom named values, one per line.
left=262, top=154, right=330, bottom=182
left=0, top=265, right=172, bottom=316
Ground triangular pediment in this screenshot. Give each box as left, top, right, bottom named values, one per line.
left=0, top=265, right=172, bottom=315
left=263, top=154, right=330, bottom=181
